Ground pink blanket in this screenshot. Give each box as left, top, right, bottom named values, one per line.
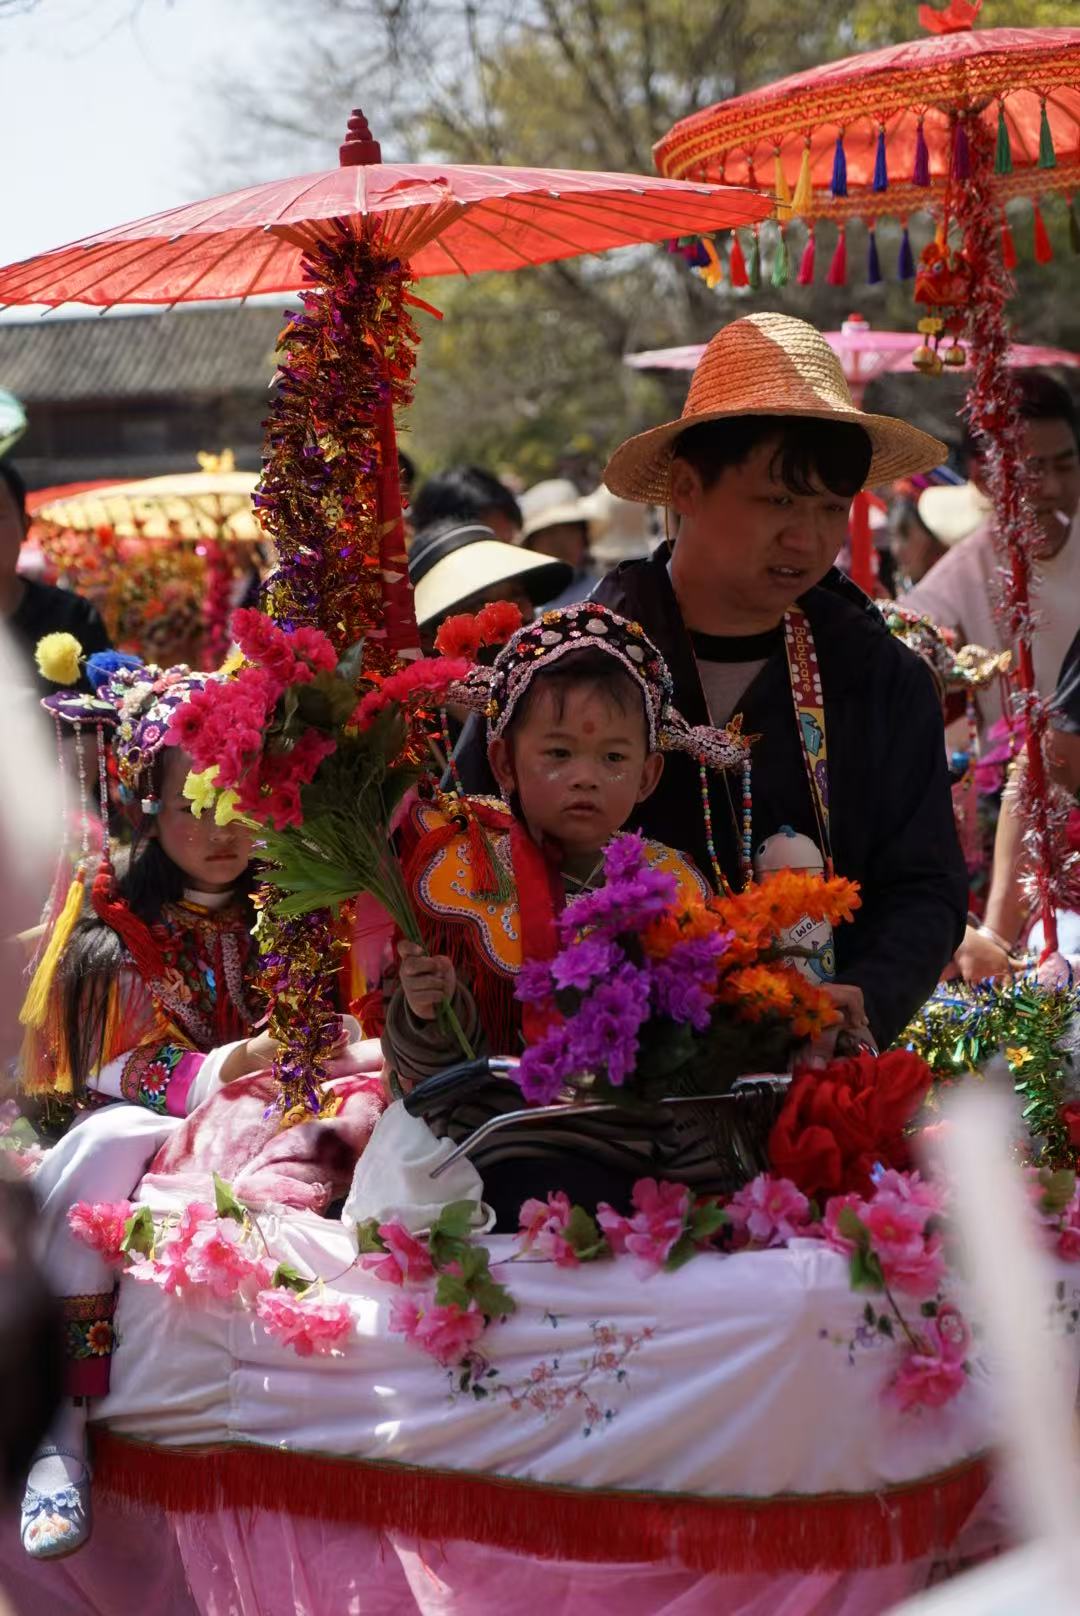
left=149, top=1052, right=386, bottom=1216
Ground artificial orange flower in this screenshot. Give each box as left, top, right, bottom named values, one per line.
left=719, top=964, right=796, bottom=1021
left=785, top=972, right=841, bottom=1039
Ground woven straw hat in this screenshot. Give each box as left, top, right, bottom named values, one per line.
left=604, top=312, right=946, bottom=504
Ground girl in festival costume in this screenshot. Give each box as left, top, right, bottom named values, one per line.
left=17, top=644, right=286, bottom=1561
left=381, top=602, right=749, bottom=1221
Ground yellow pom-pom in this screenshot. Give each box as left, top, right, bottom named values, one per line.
left=35, top=632, right=83, bottom=686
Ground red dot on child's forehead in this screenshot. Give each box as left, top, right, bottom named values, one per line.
left=583, top=720, right=596, bottom=734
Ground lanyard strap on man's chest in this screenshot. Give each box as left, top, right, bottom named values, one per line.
left=783, top=605, right=833, bottom=875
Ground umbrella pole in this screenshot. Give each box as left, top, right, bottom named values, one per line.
left=253, top=225, right=422, bottom=1115
left=956, top=123, right=1060, bottom=957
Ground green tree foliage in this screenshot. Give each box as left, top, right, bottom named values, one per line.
left=215, top=0, right=1080, bottom=481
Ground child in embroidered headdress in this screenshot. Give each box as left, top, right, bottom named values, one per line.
left=382, top=602, right=748, bottom=1217
left=17, top=641, right=280, bottom=1560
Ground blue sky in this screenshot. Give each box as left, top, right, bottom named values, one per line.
left=1, top=0, right=274, bottom=266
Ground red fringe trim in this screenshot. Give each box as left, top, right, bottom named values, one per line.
left=91, top=1430, right=991, bottom=1574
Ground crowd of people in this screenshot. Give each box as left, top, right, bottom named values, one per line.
left=3, top=308, right=1079, bottom=1578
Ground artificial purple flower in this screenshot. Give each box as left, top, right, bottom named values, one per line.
left=515, top=957, right=555, bottom=1008
left=517, top=1026, right=577, bottom=1105
left=602, top=831, right=649, bottom=883
left=565, top=970, right=650, bottom=1087
left=652, top=964, right=713, bottom=1031
left=550, top=937, right=624, bottom=993
left=564, top=866, right=678, bottom=935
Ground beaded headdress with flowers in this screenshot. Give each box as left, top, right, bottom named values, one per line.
left=446, top=600, right=748, bottom=776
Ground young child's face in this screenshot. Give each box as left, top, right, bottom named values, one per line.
left=489, top=682, right=663, bottom=859
left=154, top=748, right=255, bottom=893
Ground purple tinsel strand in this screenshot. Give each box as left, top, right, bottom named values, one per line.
left=913, top=123, right=930, bottom=186
left=897, top=227, right=915, bottom=280
left=952, top=121, right=971, bottom=181
left=866, top=229, right=882, bottom=284
left=830, top=133, right=847, bottom=198
left=872, top=127, right=888, bottom=192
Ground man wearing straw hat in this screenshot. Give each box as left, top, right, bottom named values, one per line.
left=591, top=312, right=968, bottom=1052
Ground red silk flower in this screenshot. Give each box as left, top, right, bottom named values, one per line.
left=767, top=1050, right=933, bottom=1201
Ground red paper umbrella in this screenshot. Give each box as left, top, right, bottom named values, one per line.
left=0, top=109, right=769, bottom=1114
left=0, top=117, right=769, bottom=309
left=655, top=15, right=1080, bottom=292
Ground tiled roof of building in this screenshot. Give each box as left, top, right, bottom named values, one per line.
left=0, top=304, right=285, bottom=402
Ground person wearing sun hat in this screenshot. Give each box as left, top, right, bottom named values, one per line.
left=409, top=517, right=572, bottom=654
left=584, top=310, right=968, bottom=1052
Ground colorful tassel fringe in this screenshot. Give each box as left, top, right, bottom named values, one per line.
left=1033, top=203, right=1053, bottom=265
left=1038, top=101, right=1056, bottom=170
left=897, top=225, right=915, bottom=281
left=913, top=122, right=930, bottom=187
left=729, top=231, right=749, bottom=287
left=952, top=121, right=970, bottom=181
left=792, top=146, right=813, bottom=216
left=771, top=228, right=790, bottom=288
left=994, top=103, right=1013, bottom=176
left=872, top=127, right=888, bottom=192
left=774, top=154, right=793, bottom=220
left=830, top=133, right=847, bottom=198
left=748, top=229, right=762, bottom=289
left=700, top=236, right=724, bottom=288
left=797, top=228, right=816, bottom=285
left=866, top=228, right=881, bottom=285
left=826, top=226, right=847, bottom=287
left=1001, top=217, right=1018, bottom=271
left=19, top=867, right=86, bottom=1031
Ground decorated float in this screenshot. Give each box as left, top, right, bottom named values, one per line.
left=4, top=99, right=1080, bottom=1616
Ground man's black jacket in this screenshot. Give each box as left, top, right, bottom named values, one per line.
left=455, top=548, right=968, bottom=1048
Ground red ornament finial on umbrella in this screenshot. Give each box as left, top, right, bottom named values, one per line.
left=918, top=0, right=981, bottom=34
left=339, top=109, right=382, bottom=167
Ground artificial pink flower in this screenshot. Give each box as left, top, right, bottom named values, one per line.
left=127, top=1240, right=194, bottom=1298
left=821, top=1192, right=868, bottom=1256
left=516, top=1191, right=580, bottom=1268
left=359, top=1221, right=435, bottom=1287
left=256, top=1289, right=352, bottom=1357
left=727, top=1174, right=811, bottom=1248
left=872, top=1168, right=946, bottom=1216
left=930, top=1303, right=971, bottom=1365
left=388, top=1289, right=487, bottom=1366
left=288, top=625, right=337, bottom=674
left=863, top=1194, right=946, bottom=1300
left=183, top=1219, right=266, bottom=1301
left=886, top=1338, right=967, bottom=1413
left=67, top=1201, right=135, bottom=1265
left=597, top=1178, right=691, bottom=1273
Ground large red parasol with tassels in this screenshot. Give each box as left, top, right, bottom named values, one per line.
left=655, top=5, right=1080, bottom=957
left=0, top=109, right=771, bottom=1113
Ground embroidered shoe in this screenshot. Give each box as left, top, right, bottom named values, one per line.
left=20, top=1447, right=92, bottom=1560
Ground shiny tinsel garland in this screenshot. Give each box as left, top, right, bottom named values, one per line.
left=902, top=975, right=1079, bottom=1169
left=255, top=226, right=421, bottom=1114
left=951, top=119, right=1075, bottom=931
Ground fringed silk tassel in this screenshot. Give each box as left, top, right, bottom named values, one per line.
left=683, top=236, right=709, bottom=268
left=866, top=226, right=882, bottom=285
left=19, top=866, right=86, bottom=1031
left=1001, top=215, right=1018, bottom=270
left=897, top=224, right=915, bottom=280
left=796, top=226, right=816, bottom=285
left=1038, top=100, right=1057, bottom=169
left=771, top=226, right=790, bottom=288
left=826, top=225, right=848, bottom=287
left=872, top=126, right=888, bottom=192
left=952, top=120, right=971, bottom=181
left=773, top=154, right=793, bottom=220
left=994, top=102, right=1013, bottom=175
left=701, top=236, right=724, bottom=288
left=748, top=227, right=762, bottom=290
left=1069, top=196, right=1080, bottom=257
left=913, top=121, right=930, bottom=186
left=792, top=145, right=813, bottom=216
left=91, top=859, right=166, bottom=984
left=1033, top=202, right=1054, bottom=265
left=830, top=132, right=847, bottom=198
left=728, top=231, right=749, bottom=287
